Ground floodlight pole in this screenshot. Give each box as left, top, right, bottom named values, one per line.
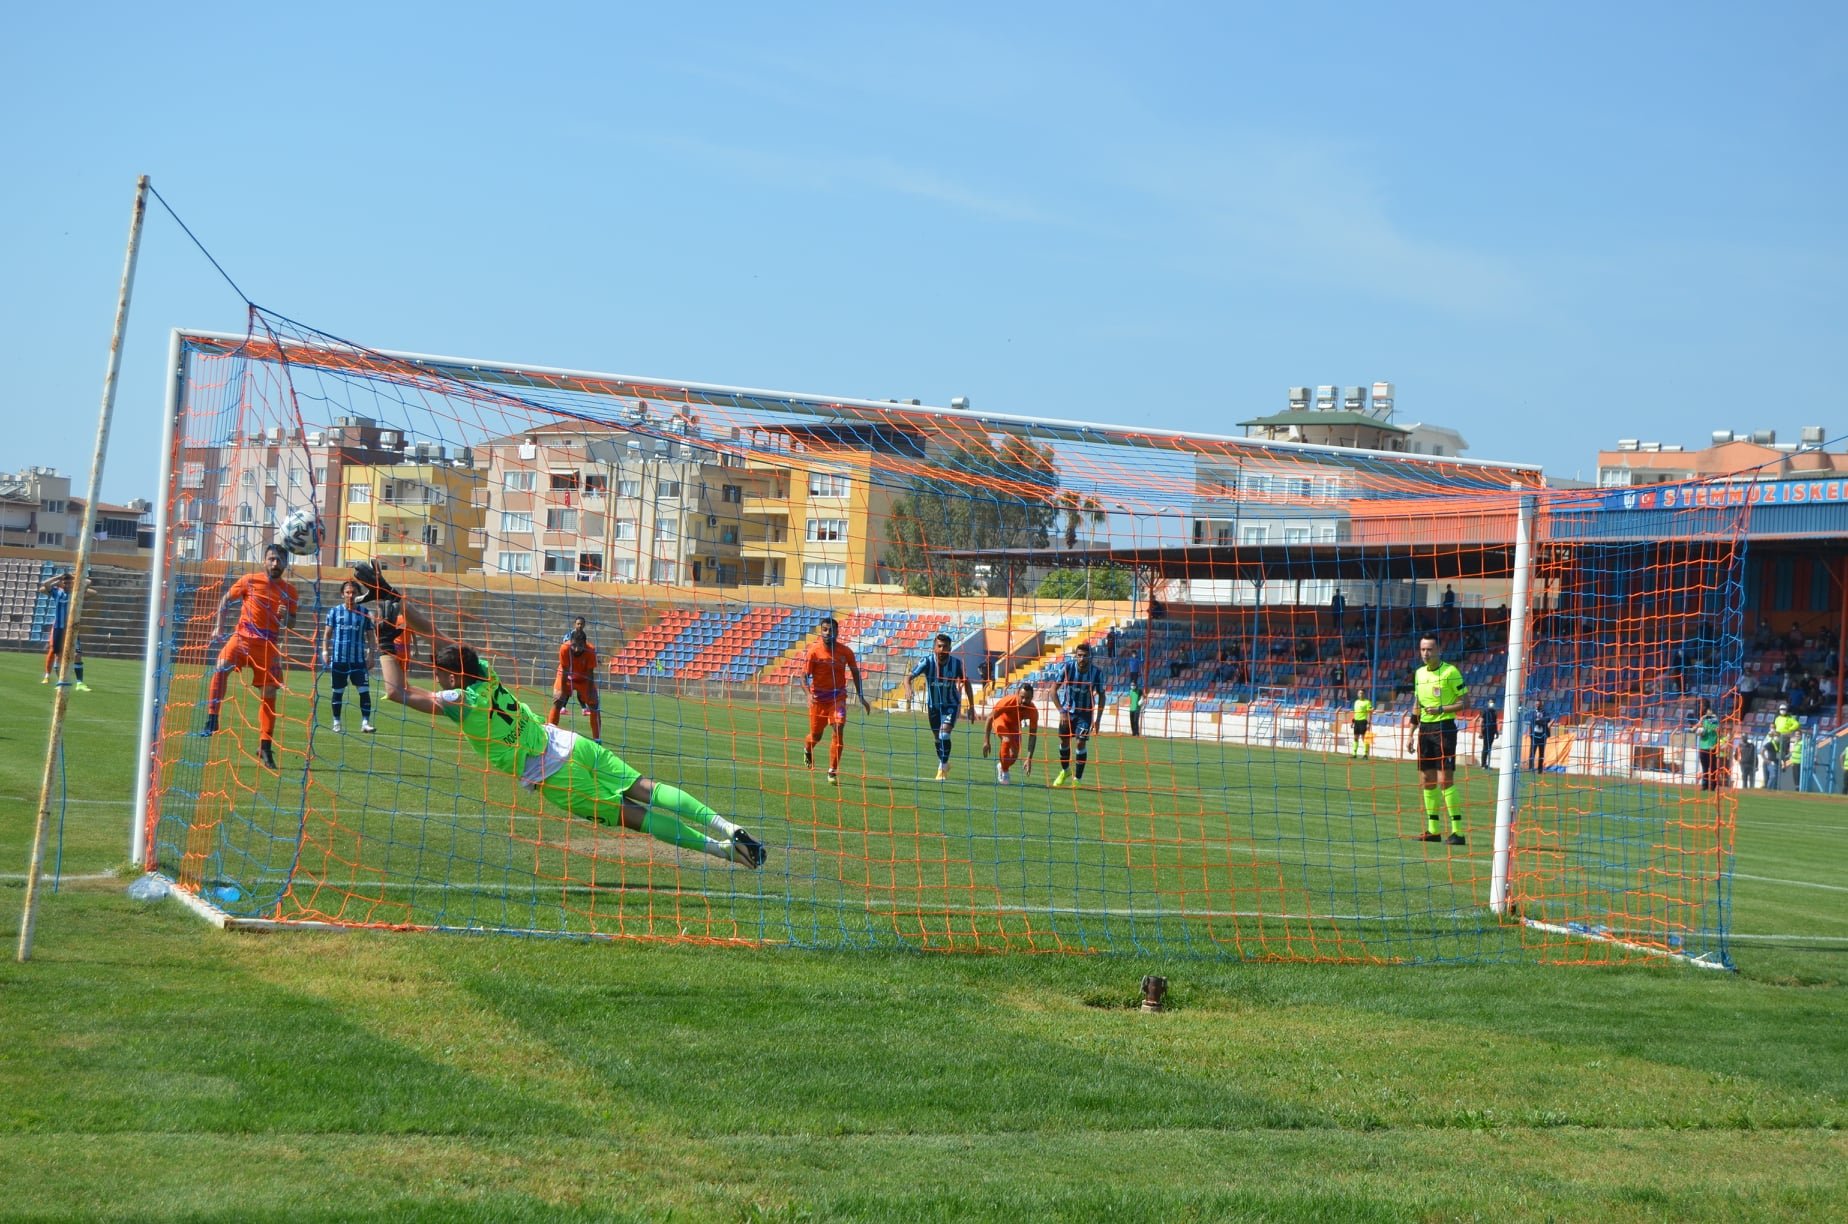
left=1490, top=493, right=1537, bottom=916
left=130, top=328, right=187, bottom=870
left=20, top=174, right=149, bottom=962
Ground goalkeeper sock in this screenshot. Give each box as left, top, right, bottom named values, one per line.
left=650, top=783, right=737, bottom=840
left=1423, top=788, right=1440, bottom=834
left=639, top=807, right=726, bottom=857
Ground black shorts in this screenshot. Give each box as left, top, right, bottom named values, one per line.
left=49, top=627, right=77, bottom=656
left=1352, top=719, right=1370, bottom=737
left=329, top=661, right=369, bottom=689
left=1416, top=720, right=1459, bottom=771
left=927, top=705, right=960, bottom=736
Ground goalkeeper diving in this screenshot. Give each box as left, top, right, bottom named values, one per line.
left=356, top=563, right=765, bottom=869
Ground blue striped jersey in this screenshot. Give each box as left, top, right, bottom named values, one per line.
left=323, top=605, right=373, bottom=665
left=908, top=654, right=966, bottom=710
left=49, top=586, right=70, bottom=630
left=1057, top=660, right=1106, bottom=714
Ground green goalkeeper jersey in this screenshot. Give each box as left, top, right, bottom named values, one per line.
left=434, top=663, right=550, bottom=781
left=1414, top=661, right=1467, bottom=723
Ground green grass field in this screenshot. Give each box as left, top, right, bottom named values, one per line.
left=3, top=652, right=1845, bottom=1221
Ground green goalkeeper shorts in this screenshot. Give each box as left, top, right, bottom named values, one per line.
left=537, top=735, right=642, bottom=826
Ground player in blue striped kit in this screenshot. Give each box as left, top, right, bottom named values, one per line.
left=39, top=569, right=93, bottom=691
left=907, top=633, right=976, bottom=781
left=315, top=579, right=376, bottom=733
left=1051, top=641, right=1108, bottom=788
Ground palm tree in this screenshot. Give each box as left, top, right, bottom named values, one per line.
left=1057, top=491, right=1107, bottom=550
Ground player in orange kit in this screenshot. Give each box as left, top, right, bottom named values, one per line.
left=199, top=542, right=299, bottom=770
left=982, top=682, right=1041, bottom=784
left=802, top=616, right=871, bottom=785
left=549, top=617, right=602, bottom=742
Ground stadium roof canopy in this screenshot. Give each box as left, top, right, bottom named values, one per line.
left=942, top=541, right=1518, bottom=583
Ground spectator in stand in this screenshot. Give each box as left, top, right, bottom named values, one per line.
left=1752, top=622, right=1774, bottom=651
left=1329, top=590, right=1346, bottom=633
left=1128, top=684, right=1144, bottom=737
left=1104, top=625, right=1119, bottom=658
left=1126, top=652, right=1142, bottom=687
left=1478, top=700, right=1499, bottom=770
left=1762, top=732, right=1784, bottom=790
left=1440, top=585, right=1458, bottom=630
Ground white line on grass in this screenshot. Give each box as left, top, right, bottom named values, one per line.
left=1734, top=872, right=1848, bottom=893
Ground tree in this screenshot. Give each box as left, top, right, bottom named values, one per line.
left=880, top=436, right=1059, bottom=597
left=1037, top=565, right=1132, bottom=602
left=1056, top=490, right=1107, bottom=549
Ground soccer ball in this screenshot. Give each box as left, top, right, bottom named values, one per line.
left=277, top=506, right=323, bottom=556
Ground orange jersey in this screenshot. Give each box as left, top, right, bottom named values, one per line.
left=988, top=692, right=1040, bottom=738
left=227, top=572, right=298, bottom=640
left=804, top=640, right=858, bottom=703
left=558, top=641, right=599, bottom=683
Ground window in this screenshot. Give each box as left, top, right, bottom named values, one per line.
left=348, top=483, right=371, bottom=505
left=616, top=479, right=641, bottom=498
left=577, top=552, right=603, bottom=577
left=613, top=519, right=638, bottom=541
left=264, top=506, right=278, bottom=526
left=421, top=524, right=442, bottom=546
left=242, top=470, right=256, bottom=488
left=500, top=511, right=534, bottom=534
left=545, top=508, right=578, bottom=532
left=543, top=550, right=576, bottom=574
left=287, top=468, right=301, bottom=487
left=498, top=552, right=534, bottom=574
left=721, top=526, right=739, bottom=545
left=1240, top=526, right=1268, bottom=545
left=185, top=500, right=203, bottom=522
left=658, top=481, right=682, bottom=499
left=1283, top=527, right=1309, bottom=545
left=346, top=523, right=372, bottom=543
left=549, top=471, right=579, bottom=491
left=583, top=473, right=607, bottom=497
left=808, top=473, right=850, bottom=498
left=314, top=466, right=327, bottom=487
left=237, top=504, right=255, bottom=524
left=655, top=519, right=678, bottom=541
left=182, top=463, right=206, bottom=489
left=504, top=469, right=536, bottom=492
left=721, top=484, right=743, bottom=504
left=806, top=518, right=847, bottom=542
left=265, top=467, right=279, bottom=487
left=609, top=558, right=636, bottom=581
left=803, top=562, right=845, bottom=588
left=650, top=559, right=679, bottom=583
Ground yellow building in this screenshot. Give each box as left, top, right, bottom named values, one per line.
left=338, top=456, right=486, bottom=575
left=737, top=425, right=906, bottom=593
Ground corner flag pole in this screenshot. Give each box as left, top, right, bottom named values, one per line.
left=1490, top=492, right=1536, bottom=916
left=19, top=174, right=150, bottom=963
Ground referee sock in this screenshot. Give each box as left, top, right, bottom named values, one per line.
left=1442, top=786, right=1461, bottom=831
left=1422, top=788, right=1440, bottom=834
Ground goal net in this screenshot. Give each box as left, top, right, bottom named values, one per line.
left=137, top=312, right=1741, bottom=964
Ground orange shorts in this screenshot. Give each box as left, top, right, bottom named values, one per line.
left=217, top=633, right=283, bottom=687
left=556, top=679, right=599, bottom=709
left=808, top=698, right=847, bottom=738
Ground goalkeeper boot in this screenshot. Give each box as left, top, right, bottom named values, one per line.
left=353, top=561, right=400, bottom=605
left=729, top=829, right=768, bottom=870
left=259, top=741, right=278, bottom=771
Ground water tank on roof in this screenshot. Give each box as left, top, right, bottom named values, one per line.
left=1341, top=386, right=1367, bottom=412
left=1751, top=429, right=1775, bottom=445
left=1314, top=385, right=1337, bottom=411
left=1711, top=430, right=1734, bottom=445
left=1287, top=387, right=1310, bottom=410
left=1800, top=425, right=1826, bottom=445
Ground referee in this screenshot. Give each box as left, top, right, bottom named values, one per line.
left=1406, top=633, right=1469, bottom=845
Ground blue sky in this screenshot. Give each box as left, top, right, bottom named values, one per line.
left=4, top=2, right=1843, bottom=504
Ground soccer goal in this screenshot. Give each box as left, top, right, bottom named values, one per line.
left=132, top=312, right=1744, bottom=965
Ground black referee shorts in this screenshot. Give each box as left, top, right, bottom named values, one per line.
left=1416, top=720, right=1459, bottom=772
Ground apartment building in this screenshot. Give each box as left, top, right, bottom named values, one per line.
left=338, top=453, right=486, bottom=573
